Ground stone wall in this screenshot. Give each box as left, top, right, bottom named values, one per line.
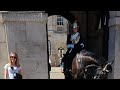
left=108, top=11, right=120, bottom=79
left=0, top=11, right=49, bottom=79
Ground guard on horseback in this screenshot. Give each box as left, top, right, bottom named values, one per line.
left=62, top=21, right=85, bottom=74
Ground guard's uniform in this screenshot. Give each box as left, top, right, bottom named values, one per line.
left=62, top=21, right=85, bottom=73
left=61, top=32, right=85, bottom=74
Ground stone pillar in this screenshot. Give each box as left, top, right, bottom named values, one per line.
left=108, top=11, right=120, bottom=79
left=0, top=11, right=49, bottom=79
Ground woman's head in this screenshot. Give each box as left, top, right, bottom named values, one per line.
left=9, top=52, right=19, bottom=67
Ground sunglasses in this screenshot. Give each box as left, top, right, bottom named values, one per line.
left=10, top=56, right=17, bottom=59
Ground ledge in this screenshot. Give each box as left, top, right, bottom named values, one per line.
left=109, top=17, right=120, bottom=27
left=109, top=11, right=120, bottom=18
left=0, top=11, right=47, bottom=23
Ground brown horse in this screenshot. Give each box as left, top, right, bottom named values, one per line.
left=71, top=50, right=99, bottom=79
left=70, top=50, right=113, bottom=79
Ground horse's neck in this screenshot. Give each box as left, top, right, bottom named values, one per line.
left=72, top=56, right=82, bottom=78
left=72, top=56, right=80, bottom=70
left=76, top=57, right=80, bottom=69
left=75, top=54, right=84, bottom=70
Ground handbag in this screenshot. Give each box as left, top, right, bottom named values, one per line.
left=14, top=73, right=22, bottom=79
left=11, top=66, right=22, bottom=79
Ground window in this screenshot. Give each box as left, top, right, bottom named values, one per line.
left=57, top=16, right=64, bottom=25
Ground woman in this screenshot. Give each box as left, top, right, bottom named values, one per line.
left=4, top=52, right=23, bottom=79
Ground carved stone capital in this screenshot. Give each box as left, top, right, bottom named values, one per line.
left=0, top=11, right=48, bottom=23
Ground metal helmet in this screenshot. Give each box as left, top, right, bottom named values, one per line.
left=73, top=21, right=78, bottom=29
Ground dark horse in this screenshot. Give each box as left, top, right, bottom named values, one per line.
left=62, top=49, right=113, bottom=79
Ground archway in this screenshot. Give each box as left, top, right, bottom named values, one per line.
left=45, top=11, right=75, bottom=24
left=47, top=14, right=71, bottom=79
left=46, top=11, right=109, bottom=79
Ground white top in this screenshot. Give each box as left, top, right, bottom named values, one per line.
left=4, top=64, right=21, bottom=79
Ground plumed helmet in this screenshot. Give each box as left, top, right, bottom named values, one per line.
left=73, top=21, right=78, bottom=29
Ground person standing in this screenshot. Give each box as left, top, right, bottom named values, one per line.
left=4, top=52, right=23, bottom=79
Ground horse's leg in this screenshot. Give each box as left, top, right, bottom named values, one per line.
left=77, top=72, right=85, bottom=79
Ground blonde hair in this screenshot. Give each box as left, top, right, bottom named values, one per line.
left=8, top=52, right=20, bottom=67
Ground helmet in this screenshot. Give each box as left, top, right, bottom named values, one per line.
left=73, top=21, right=78, bottom=29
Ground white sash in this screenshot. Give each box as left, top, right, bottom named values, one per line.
left=71, top=32, right=80, bottom=41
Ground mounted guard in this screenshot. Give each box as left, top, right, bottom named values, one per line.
left=62, top=21, right=85, bottom=78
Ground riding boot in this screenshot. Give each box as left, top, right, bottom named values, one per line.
left=66, top=54, right=71, bottom=71
left=63, top=49, right=73, bottom=73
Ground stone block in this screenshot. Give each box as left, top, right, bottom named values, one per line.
left=108, top=25, right=120, bottom=79
left=0, top=43, right=8, bottom=79
left=20, top=60, right=36, bottom=74
left=0, top=23, right=6, bottom=42
left=109, top=11, right=120, bottom=18
left=15, top=30, right=27, bottom=42
left=15, top=22, right=26, bottom=30
left=0, top=43, right=8, bottom=60
left=35, top=60, right=48, bottom=73
left=16, top=42, right=36, bottom=59
left=109, top=17, right=120, bottom=27
left=16, top=42, right=48, bottom=61
left=109, top=11, right=117, bottom=18
left=20, top=60, right=48, bottom=79
left=6, top=29, right=16, bottom=53
left=1, top=11, right=47, bottom=23
left=0, top=59, right=8, bottom=79
left=5, top=22, right=16, bottom=31
left=26, top=22, right=47, bottom=44
left=27, top=72, right=48, bottom=79
left=114, top=29, right=120, bottom=79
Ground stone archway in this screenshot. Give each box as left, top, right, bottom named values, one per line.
left=46, top=11, right=109, bottom=61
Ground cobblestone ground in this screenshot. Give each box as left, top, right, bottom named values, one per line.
left=50, top=67, right=65, bottom=79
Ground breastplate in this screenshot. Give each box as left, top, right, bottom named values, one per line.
left=71, top=35, right=80, bottom=44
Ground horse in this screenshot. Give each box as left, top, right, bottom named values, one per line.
left=62, top=49, right=113, bottom=79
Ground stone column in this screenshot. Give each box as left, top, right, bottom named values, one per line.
left=108, top=11, right=120, bottom=79
left=0, top=11, right=49, bottom=79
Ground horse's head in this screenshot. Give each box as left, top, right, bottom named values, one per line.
left=83, top=64, right=101, bottom=79
left=102, top=60, right=113, bottom=73
left=94, top=60, right=114, bottom=79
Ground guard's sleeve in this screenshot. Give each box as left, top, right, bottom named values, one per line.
left=67, top=34, right=74, bottom=49
left=67, top=34, right=71, bottom=45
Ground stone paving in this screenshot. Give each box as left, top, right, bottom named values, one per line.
left=50, top=67, right=65, bottom=79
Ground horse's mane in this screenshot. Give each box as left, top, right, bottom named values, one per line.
left=80, top=56, right=98, bottom=63
left=80, top=49, right=97, bottom=58
left=78, top=50, right=97, bottom=60
left=77, top=49, right=106, bottom=66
